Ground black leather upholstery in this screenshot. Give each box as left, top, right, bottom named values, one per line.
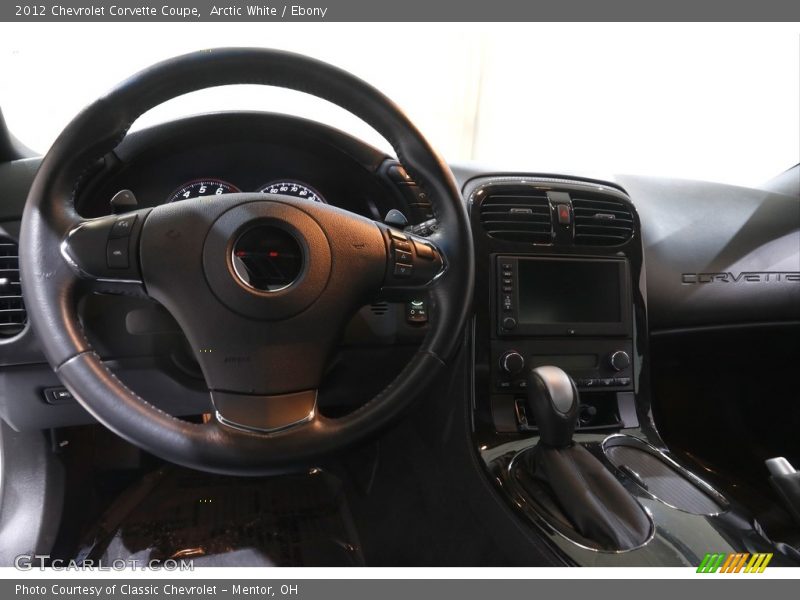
left=19, top=48, right=474, bottom=474
left=528, top=444, right=652, bottom=551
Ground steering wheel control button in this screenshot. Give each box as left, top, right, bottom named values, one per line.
left=232, top=225, right=304, bottom=292
left=381, top=226, right=444, bottom=288
left=387, top=164, right=414, bottom=183
left=389, top=232, right=414, bottom=278
left=394, top=263, right=413, bottom=277
left=395, top=249, right=413, bottom=264
left=110, top=214, right=138, bottom=238
left=106, top=238, right=130, bottom=269
left=413, top=239, right=436, bottom=260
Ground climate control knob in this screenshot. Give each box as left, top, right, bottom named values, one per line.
left=499, top=350, right=526, bottom=375
left=609, top=351, right=631, bottom=372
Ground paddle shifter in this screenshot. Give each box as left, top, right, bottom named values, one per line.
left=523, top=366, right=651, bottom=550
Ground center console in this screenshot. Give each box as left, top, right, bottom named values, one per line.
left=469, top=177, right=644, bottom=437
left=466, top=175, right=793, bottom=566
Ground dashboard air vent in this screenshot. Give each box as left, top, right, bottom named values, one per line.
left=369, top=301, right=389, bottom=316
left=0, top=237, right=26, bottom=337
left=480, top=192, right=553, bottom=244
left=572, top=195, right=634, bottom=246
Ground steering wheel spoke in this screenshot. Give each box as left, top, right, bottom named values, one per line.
left=212, top=389, right=317, bottom=433
left=61, top=208, right=152, bottom=294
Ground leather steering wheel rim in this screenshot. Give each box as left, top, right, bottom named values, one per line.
left=19, top=48, right=474, bottom=475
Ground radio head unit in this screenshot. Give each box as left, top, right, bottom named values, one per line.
left=497, top=256, right=632, bottom=337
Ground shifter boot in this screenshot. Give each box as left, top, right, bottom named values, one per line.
left=523, top=366, right=651, bottom=551
left=531, top=443, right=651, bottom=550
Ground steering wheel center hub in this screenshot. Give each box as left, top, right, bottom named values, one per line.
left=197, top=197, right=333, bottom=321
left=231, top=224, right=304, bottom=293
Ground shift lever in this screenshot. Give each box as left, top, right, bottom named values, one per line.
left=527, top=366, right=579, bottom=446
left=521, top=365, right=651, bottom=550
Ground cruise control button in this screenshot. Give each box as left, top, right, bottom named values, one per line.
left=107, top=238, right=130, bottom=269
left=388, top=229, right=408, bottom=242
left=110, top=214, right=138, bottom=238
left=394, top=263, right=413, bottom=277
left=393, top=240, right=412, bottom=253
left=413, top=239, right=435, bottom=260
left=395, top=249, right=413, bottom=264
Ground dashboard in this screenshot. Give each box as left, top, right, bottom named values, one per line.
left=0, top=111, right=797, bottom=436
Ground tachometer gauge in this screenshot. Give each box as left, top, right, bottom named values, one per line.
left=257, top=181, right=326, bottom=203
left=167, top=179, right=240, bottom=202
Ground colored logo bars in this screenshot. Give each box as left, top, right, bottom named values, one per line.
left=696, top=552, right=773, bottom=573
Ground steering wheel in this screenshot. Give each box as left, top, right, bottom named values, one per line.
left=19, top=48, right=474, bottom=475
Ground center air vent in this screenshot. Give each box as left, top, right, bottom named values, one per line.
left=572, top=195, right=634, bottom=246
left=0, top=236, right=26, bottom=337
left=479, top=192, right=553, bottom=244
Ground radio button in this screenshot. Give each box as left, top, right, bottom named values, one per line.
left=502, top=317, right=517, bottom=330
left=499, top=350, right=525, bottom=375
left=610, top=351, right=631, bottom=371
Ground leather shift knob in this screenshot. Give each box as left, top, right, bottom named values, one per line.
left=527, top=366, right=579, bottom=447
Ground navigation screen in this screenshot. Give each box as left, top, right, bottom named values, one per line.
left=517, top=260, right=622, bottom=324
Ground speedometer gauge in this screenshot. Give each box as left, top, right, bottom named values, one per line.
left=257, top=181, right=326, bottom=203
left=167, top=179, right=240, bottom=202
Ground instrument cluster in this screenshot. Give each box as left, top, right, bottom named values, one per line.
left=166, top=178, right=326, bottom=204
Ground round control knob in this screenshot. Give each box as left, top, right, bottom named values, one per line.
left=609, top=351, right=631, bottom=372
left=502, top=316, right=517, bottom=330
left=499, top=350, right=525, bottom=374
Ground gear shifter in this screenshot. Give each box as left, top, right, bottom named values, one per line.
left=527, top=366, right=579, bottom=447
left=522, top=366, right=651, bottom=550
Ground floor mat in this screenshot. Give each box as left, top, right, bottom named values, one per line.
left=81, top=467, right=364, bottom=567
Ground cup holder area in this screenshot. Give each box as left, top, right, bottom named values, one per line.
left=602, top=435, right=729, bottom=516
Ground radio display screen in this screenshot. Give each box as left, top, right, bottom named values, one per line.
left=517, top=259, right=623, bottom=324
